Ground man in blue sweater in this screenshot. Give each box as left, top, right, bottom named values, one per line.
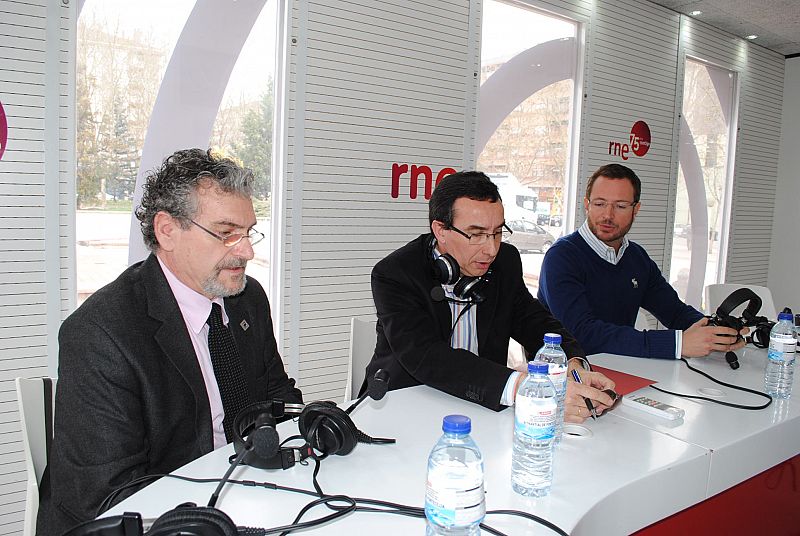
left=537, top=164, right=744, bottom=359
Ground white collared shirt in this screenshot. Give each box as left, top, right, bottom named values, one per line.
left=433, top=247, right=518, bottom=405
left=157, top=256, right=229, bottom=449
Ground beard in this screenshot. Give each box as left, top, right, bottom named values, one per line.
left=202, top=257, right=248, bottom=298
left=587, top=215, right=634, bottom=246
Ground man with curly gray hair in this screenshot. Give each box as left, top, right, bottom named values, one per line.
left=38, top=148, right=303, bottom=536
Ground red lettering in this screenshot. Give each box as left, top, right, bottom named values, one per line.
left=410, top=165, right=432, bottom=200
left=391, top=163, right=408, bottom=198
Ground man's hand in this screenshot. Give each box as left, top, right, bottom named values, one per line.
left=564, top=368, right=616, bottom=423
left=682, top=317, right=747, bottom=357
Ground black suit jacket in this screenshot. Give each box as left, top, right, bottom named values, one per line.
left=37, top=254, right=302, bottom=536
left=364, top=234, right=583, bottom=411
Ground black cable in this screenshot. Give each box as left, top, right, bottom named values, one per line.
left=649, top=357, right=772, bottom=410
left=98, top=472, right=568, bottom=536
left=486, top=509, right=570, bottom=536
left=450, top=300, right=475, bottom=337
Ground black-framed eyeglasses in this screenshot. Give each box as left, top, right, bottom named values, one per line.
left=190, top=220, right=265, bottom=248
left=447, top=223, right=512, bottom=245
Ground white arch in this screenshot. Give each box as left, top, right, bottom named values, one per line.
left=126, top=0, right=267, bottom=263
left=476, top=37, right=575, bottom=156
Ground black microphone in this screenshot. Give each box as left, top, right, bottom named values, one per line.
left=346, top=369, right=391, bottom=414
left=430, top=285, right=472, bottom=305
left=369, top=368, right=390, bottom=401
left=430, top=286, right=446, bottom=302
left=725, top=350, right=740, bottom=370
left=250, top=413, right=280, bottom=460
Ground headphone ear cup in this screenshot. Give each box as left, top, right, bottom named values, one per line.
left=232, top=402, right=279, bottom=469
left=433, top=253, right=460, bottom=285
left=298, top=402, right=359, bottom=456
left=146, top=505, right=237, bottom=536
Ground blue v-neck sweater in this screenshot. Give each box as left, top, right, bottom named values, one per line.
left=537, top=231, right=703, bottom=359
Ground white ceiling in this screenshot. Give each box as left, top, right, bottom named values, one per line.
left=649, top=0, right=800, bottom=56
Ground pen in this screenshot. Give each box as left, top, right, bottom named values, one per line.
left=571, top=369, right=598, bottom=420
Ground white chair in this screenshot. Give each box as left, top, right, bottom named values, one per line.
left=704, top=284, right=777, bottom=320
left=15, top=377, right=57, bottom=536
left=344, top=317, right=378, bottom=402
left=635, top=308, right=656, bottom=330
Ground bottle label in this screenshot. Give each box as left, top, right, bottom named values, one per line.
left=768, top=334, right=796, bottom=362
left=425, top=471, right=485, bottom=527
left=515, top=394, right=556, bottom=439
left=548, top=363, right=567, bottom=394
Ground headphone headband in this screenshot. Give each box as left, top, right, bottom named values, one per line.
left=716, top=288, right=763, bottom=323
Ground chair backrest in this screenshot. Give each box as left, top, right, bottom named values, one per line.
left=635, top=308, right=656, bottom=330
left=704, top=284, right=777, bottom=320
left=15, top=377, right=56, bottom=536
left=344, top=317, right=378, bottom=402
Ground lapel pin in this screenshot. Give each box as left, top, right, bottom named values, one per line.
left=240, top=319, right=250, bottom=331
left=632, top=278, right=638, bottom=288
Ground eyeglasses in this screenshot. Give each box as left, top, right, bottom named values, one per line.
left=448, top=223, right=512, bottom=245
left=588, top=200, right=637, bottom=212
left=190, top=220, right=265, bottom=247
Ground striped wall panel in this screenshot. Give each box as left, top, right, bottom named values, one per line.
left=0, top=0, right=74, bottom=533
left=280, top=0, right=477, bottom=401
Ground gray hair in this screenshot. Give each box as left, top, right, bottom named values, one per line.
left=135, top=148, right=255, bottom=252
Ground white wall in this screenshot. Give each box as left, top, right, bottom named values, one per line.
left=768, top=57, right=800, bottom=311
left=0, top=0, right=75, bottom=532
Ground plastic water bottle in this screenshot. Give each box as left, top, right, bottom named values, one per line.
left=764, top=312, right=796, bottom=399
left=511, top=362, right=557, bottom=497
left=533, top=333, right=567, bottom=444
left=425, top=415, right=485, bottom=535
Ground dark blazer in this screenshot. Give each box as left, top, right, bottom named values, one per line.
left=364, top=234, right=584, bottom=411
left=37, top=254, right=302, bottom=536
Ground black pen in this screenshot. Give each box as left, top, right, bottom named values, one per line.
left=571, top=369, right=598, bottom=420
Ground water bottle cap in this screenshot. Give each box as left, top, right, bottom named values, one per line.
left=543, top=333, right=562, bottom=344
left=442, top=414, right=471, bottom=434
left=528, top=361, right=549, bottom=375
left=778, top=312, right=793, bottom=321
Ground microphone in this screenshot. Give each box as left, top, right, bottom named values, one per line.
left=430, top=286, right=472, bottom=304
left=346, top=369, right=391, bottom=414
left=430, top=286, right=446, bottom=302
left=250, top=413, right=280, bottom=460
left=725, top=350, right=740, bottom=370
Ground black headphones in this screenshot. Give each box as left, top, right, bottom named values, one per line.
left=707, top=288, right=776, bottom=368
left=428, top=235, right=491, bottom=304
left=232, top=370, right=394, bottom=469
left=231, top=399, right=367, bottom=468
left=62, top=504, right=241, bottom=536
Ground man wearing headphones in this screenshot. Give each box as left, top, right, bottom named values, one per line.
left=37, top=149, right=303, bottom=536
left=537, top=163, right=745, bottom=359
left=364, top=171, right=615, bottom=416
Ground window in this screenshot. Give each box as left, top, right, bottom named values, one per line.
left=76, top=0, right=278, bottom=304
left=477, top=1, right=581, bottom=297
left=669, top=59, right=737, bottom=308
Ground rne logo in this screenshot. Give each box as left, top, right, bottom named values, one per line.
left=391, top=164, right=457, bottom=199
left=608, top=121, right=651, bottom=161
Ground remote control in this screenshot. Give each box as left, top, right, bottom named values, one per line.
left=621, top=395, right=685, bottom=420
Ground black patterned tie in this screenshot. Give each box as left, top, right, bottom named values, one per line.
left=207, top=303, right=250, bottom=442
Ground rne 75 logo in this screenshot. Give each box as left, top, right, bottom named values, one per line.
left=608, top=121, right=651, bottom=161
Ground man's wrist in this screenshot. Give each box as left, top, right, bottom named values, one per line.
left=568, top=356, right=591, bottom=371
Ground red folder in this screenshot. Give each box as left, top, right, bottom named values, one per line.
left=592, top=365, right=655, bottom=396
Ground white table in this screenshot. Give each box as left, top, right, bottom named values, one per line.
left=106, top=384, right=710, bottom=535
left=591, top=346, right=800, bottom=496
